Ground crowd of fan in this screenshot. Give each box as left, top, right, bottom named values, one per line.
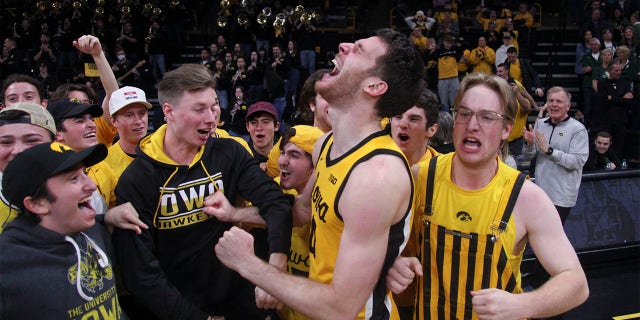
left=0, top=0, right=638, bottom=162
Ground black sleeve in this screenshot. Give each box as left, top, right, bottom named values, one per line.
left=113, top=165, right=209, bottom=320
left=608, top=149, right=622, bottom=169
left=524, top=59, right=542, bottom=88
left=232, top=143, right=293, bottom=254
left=583, top=151, right=597, bottom=171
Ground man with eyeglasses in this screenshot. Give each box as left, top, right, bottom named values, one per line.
left=387, top=73, right=588, bottom=319
left=523, top=87, right=589, bottom=225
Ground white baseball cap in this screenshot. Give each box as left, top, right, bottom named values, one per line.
left=109, top=86, right=152, bottom=116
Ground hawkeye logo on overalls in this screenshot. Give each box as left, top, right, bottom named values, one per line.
left=157, top=175, right=224, bottom=229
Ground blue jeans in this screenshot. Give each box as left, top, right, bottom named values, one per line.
left=149, top=53, right=166, bottom=81
left=216, top=90, right=228, bottom=110
left=273, top=96, right=286, bottom=135
left=300, top=50, right=316, bottom=74
left=256, top=40, right=270, bottom=52
left=437, top=77, right=459, bottom=111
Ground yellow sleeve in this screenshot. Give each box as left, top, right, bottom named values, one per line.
left=95, top=116, right=117, bottom=148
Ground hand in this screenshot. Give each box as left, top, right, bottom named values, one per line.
left=255, top=287, right=283, bottom=310
left=471, top=288, right=524, bottom=320
left=203, top=191, right=236, bottom=222
left=534, top=129, right=549, bottom=153
left=535, top=87, right=544, bottom=97
left=73, top=35, right=103, bottom=57
left=523, top=124, right=535, bottom=145
left=104, top=202, right=149, bottom=234
left=386, top=257, right=423, bottom=294
left=623, top=92, right=633, bottom=99
left=215, top=226, right=256, bottom=271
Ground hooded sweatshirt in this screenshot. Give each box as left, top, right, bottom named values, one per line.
left=112, top=124, right=292, bottom=318
left=0, top=216, right=126, bottom=319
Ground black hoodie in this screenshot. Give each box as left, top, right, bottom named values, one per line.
left=0, top=216, right=126, bottom=319
left=112, top=124, right=292, bottom=319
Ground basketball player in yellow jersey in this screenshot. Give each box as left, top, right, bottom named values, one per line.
left=214, top=28, right=425, bottom=319
left=386, top=73, right=588, bottom=319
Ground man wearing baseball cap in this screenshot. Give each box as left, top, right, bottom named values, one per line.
left=245, top=101, right=280, bottom=166
left=103, top=86, right=152, bottom=178
left=0, top=102, right=57, bottom=232
left=202, top=125, right=323, bottom=320
left=48, top=98, right=118, bottom=208
left=0, top=142, right=128, bottom=319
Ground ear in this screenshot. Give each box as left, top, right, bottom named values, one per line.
left=110, top=116, right=119, bottom=128
left=426, top=123, right=439, bottom=139
left=309, top=101, right=316, bottom=113
left=55, top=132, right=64, bottom=142
left=23, top=196, right=50, bottom=216
left=363, top=77, right=388, bottom=98
left=274, top=121, right=280, bottom=131
left=502, top=120, right=513, bottom=141
left=162, top=103, right=173, bottom=122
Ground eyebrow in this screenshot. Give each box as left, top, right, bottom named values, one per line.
left=355, top=40, right=364, bottom=54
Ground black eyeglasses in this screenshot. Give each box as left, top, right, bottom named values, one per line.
left=452, top=106, right=508, bottom=127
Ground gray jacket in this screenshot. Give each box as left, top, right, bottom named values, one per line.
left=523, top=116, right=589, bottom=207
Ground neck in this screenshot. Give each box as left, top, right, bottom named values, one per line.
left=328, top=101, right=381, bottom=157
left=408, top=142, right=430, bottom=165
left=551, top=114, right=569, bottom=124
left=313, top=119, right=331, bottom=134
left=118, top=138, right=138, bottom=155
left=253, top=143, right=273, bottom=157
left=164, top=128, right=198, bottom=165
left=451, top=154, right=499, bottom=190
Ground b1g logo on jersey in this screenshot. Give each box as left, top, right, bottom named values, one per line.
left=156, top=174, right=224, bottom=229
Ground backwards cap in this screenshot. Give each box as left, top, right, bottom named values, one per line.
left=0, top=102, right=56, bottom=135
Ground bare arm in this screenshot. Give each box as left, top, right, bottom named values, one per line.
left=292, top=133, right=329, bottom=226
left=216, top=154, right=412, bottom=319
left=73, top=35, right=118, bottom=125
left=471, top=181, right=588, bottom=319
left=203, top=191, right=267, bottom=225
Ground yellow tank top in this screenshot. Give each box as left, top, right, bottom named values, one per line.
left=508, top=80, right=528, bottom=142
left=413, top=153, right=527, bottom=320
left=309, top=131, right=413, bottom=320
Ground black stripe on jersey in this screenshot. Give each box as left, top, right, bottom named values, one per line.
left=450, top=233, right=462, bottom=318
left=481, top=235, right=494, bottom=289
left=324, top=130, right=390, bottom=166
left=463, top=233, right=479, bottom=320
left=436, top=225, right=446, bottom=320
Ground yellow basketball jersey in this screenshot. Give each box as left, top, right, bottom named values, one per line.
left=309, top=131, right=413, bottom=320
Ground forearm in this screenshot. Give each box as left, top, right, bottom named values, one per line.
left=234, top=206, right=267, bottom=225
left=522, top=140, right=537, bottom=159
left=93, top=50, right=118, bottom=93
left=516, top=92, right=532, bottom=112
left=517, top=268, right=588, bottom=318
left=293, top=194, right=312, bottom=226
left=93, top=50, right=118, bottom=124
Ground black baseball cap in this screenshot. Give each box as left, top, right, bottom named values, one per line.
left=48, top=98, right=103, bottom=128
left=2, top=142, right=107, bottom=208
